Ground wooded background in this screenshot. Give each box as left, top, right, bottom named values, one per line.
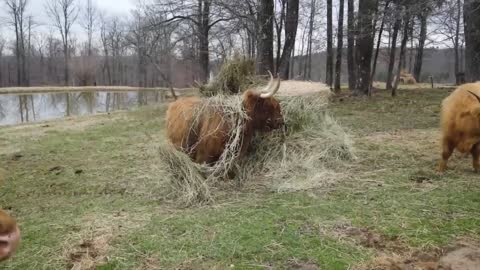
left=0, top=0, right=477, bottom=96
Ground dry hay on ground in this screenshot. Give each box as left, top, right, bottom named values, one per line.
left=277, top=80, right=331, bottom=96
left=158, top=92, right=356, bottom=206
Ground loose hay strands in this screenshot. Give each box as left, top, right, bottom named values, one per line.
left=239, top=95, right=356, bottom=191
left=159, top=144, right=212, bottom=206
left=200, top=57, right=258, bottom=96
left=160, top=90, right=356, bottom=206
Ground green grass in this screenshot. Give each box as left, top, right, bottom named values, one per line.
left=1, top=88, right=479, bottom=269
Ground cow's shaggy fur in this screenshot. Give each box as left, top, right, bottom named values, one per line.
left=439, top=82, right=480, bottom=172
left=166, top=80, right=284, bottom=166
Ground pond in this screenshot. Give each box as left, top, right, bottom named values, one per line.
left=0, top=91, right=167, bottom=126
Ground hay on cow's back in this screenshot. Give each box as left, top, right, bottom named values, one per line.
left=160, top=91, right=356, bottom=206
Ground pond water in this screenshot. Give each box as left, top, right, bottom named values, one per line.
left=0, top=91, right=166, bottom=126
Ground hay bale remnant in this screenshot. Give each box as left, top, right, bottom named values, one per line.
left=159, top=91, right=355, bottom=206
left=199, top=57, right=258, bottom=96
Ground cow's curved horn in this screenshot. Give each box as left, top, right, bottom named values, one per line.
left=468, top=90, right=480, bottom=103
left=260, top=71, right=281, bottom=99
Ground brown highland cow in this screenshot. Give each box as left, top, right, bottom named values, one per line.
left=166, top=72, right=284, bottom=164
left=439, top=82, right=480, bottom=172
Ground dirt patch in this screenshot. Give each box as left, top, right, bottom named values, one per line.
left=63, top=211, right=150, bottom=270
left=333, top=224, right=408, bottom=253
left=67, top=235, right=111, bottom=270
left=352, top=236, right=480, bottom=270
left=287, top=259, right=320, bottom=270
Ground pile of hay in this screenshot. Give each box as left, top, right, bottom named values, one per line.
left=199, top=57, right=259, bottom=96
left=158, top=91, right=355, bottom=206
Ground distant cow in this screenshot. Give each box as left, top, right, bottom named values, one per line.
left=398, top=70, right=417, bottom=85
left=439, top=83, right=480, bottom=172
left=166, top=72, right=284, bottom=164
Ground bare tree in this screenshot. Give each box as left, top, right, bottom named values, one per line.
left=454, top=0, right=463, bottom=84
left=347, top=0, right=356, bottom=90
left=80, top=0, right=97, bottom=56
left=326, top=0, right=333, bottom=86
left=371, top=0, right=390, bottom=88
left=5, top=0, right=28, bottom=86
left=151, top=0, right=233, bottom=82
left=355, top=0, right=377, bottom=95
left=386, top=12, right=401, bottom=91
left=277, top=0, right=299, bottom=79
left=334, top=0, right=345, bottom=93
left=393, top=11, right=411, bottom=97
left=463, top=0, right=480, bottom=81
left=46, top=0, right=79, bottom=86
left=257, top=0, right=275, bottom=75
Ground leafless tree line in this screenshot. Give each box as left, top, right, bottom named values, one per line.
left=0, top=0, right=476, bottom=97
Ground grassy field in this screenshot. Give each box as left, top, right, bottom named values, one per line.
left=0, top=88, right=479, bottom=269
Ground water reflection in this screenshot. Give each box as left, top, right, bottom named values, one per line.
left=0, top=91, right=165, bottom=126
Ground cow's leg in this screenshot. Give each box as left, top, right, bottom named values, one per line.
left=471, top=143, right=480, bottom=173
left=439, top=137, right=454, bottom=172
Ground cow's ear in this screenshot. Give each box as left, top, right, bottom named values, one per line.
left=470, top=106, right=480, bottom=117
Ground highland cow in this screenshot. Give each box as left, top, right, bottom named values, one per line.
left=166, top=72, right=284, bottom=164
left=439, top=82, right=480, bottom=172
left=0, top=209, right=20, bottom=262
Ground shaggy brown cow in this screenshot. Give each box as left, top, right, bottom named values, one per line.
left=166, top=72, right=284, bottom=164
left=439, top=82, right=480, bottom=172
left=0, top=209, right=20, bottom=262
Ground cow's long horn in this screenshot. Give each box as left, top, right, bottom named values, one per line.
left=260, top=71, right=281, bottom=99
left=468, top=91, right=480, bottom=103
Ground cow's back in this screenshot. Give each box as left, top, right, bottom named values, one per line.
left=166, top=97, right=202, bottom=155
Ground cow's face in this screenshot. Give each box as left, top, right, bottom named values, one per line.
left=253, top=96, right=284, bottom=131
left=243, top=72, right=284, bottom=131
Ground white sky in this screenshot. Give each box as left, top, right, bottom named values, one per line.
left=0, top=0, right=136, bottom=41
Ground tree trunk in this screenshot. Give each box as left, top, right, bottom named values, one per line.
left=347, top=0, right=356, bottom=91
left=464, top=0, right=480, bottom=82
left=413, top=14, right=427, bottom=82
left=386, top=16, right=401, bottom=90
left=355, top=0, right=377, bottom=95
left=393, top=14, right=410, bottom=97
left=198, top=0, right=211, bottom=83
left=334, top=0, right=345, bottom=92
left=256, top=0, right=275, bottom=75
left=371, top=0, right=390, bottom=88
left=275, top=0, right=286, bottom=71
left=455, top=0, right=462, bottom=85
left=326, top=0, right=333, bottom=86
left=278, top=0, right=299, bottom=79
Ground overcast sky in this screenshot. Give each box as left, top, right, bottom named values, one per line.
left=0, top=0, right=135, bottom=40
